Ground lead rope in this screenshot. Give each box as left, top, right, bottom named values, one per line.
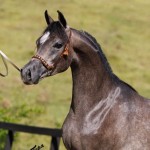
left=0, top=50, right=20, bottom=77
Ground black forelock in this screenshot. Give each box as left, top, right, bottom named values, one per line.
left=44, top=21, right=67, bottom=40
left=36, top=21, right=68, bottom=48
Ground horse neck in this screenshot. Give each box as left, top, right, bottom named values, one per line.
left=70, top=29, right=116, bottom=112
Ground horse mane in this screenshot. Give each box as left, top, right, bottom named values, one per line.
left=79, top=30, right=137, bottom=92
left=81, top=31, right=113, bottom=75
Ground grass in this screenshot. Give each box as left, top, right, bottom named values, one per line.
left=0, top=0, right=150, bottom=149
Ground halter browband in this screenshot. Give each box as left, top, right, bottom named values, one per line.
left=32, top=30, right=71, bottom=70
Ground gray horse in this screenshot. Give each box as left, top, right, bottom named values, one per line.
left=21, top=11, right=150, bottom=150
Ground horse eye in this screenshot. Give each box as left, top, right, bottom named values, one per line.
left=53, top=42, right=63, bottom=49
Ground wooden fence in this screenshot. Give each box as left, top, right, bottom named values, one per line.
left=0, top=122, right=62, bottom=150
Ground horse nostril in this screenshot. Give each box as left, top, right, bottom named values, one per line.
left=27, top=69, right=32, bottom=80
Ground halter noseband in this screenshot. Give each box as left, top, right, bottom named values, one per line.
left=32, top=30, right=71, bottom=70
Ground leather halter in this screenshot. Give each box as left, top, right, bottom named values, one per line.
left=32, top=30, right=71, bottom=70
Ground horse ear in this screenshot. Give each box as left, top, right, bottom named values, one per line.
left=57, top=10, right=67, bottom=28
left=44, top=10, right=54, bottom=25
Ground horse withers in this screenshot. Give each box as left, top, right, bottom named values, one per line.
left=21, top=11, right=150, bottom=150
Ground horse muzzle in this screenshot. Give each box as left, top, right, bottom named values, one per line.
left=21, top=59, right=48, bottom=85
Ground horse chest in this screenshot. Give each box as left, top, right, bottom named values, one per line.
left=62, top=116, right=82, bottom=150
left=62, top=112, right=108, bottom=150
left=63, top=117, right=107, bottom=150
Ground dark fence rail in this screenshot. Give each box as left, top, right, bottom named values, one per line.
left=0, top=122, right=62, bottom=150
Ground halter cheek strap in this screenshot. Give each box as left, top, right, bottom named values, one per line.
left=61, top=44, right=69, bottom=57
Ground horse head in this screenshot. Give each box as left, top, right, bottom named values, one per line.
left=21, top=11, right=72, bottom=84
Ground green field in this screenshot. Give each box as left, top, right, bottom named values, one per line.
left=0, top=0, right=150, bottom=149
